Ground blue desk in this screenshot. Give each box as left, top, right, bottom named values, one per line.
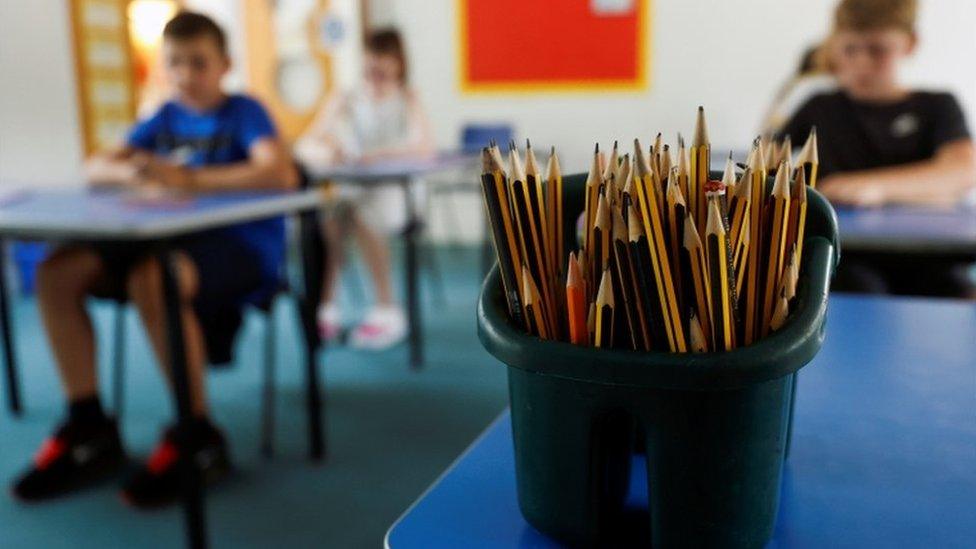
left=386, top=295, right=976, bottom=548
left=835, top=204, right=976, bottom=256
left=0, top=187, right=325, bottom=549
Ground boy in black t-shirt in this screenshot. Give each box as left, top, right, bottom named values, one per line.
left=780, top=0, right=976, bottom=297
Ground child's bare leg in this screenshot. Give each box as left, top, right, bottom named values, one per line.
left=126, top=254, right=208, bottom=417
left=352, top=211, right=395, bottom=306
left=320, top=214, right=345, bottom=305
left=36, top=248, right=105, bottom=401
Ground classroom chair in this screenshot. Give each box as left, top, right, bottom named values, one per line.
left=107, top=285, right=284, bottom=457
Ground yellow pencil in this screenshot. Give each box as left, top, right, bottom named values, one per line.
left=681, top=213, right=712, bottom=349
left=634, top=139, right=687, bottom=352
left=584, top=143, right=602, bottom=253
left=741, top=137, right=767, bottom=345
left=690, top=106, right=711, bottom=236
left=760, top=162, right=791, bottom=337
left=796, top=126, right=819, bottom=189
left=522, top=265, right=549, bottom=340
left=594, top=268, right=615, bottom=348
left=480, top=147, right=525, bottom=327
left=785, top=167, right=808, bottom=266
left=689, top=309, right=708, bottom=353
left=706, top=200, right=736, bottom=351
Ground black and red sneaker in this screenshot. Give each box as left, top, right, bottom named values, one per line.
left=121, top=421, right=231, bottom=509
left=11, top=419, right=126, bottom=502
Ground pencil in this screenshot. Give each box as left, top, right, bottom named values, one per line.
left=741, top=137, right=767, bottom=345
left=652, top=132, right=664, bottom=174
left=659, top=144, right=673, bottom=180
left=525, top=140, right=556, bottom=325
left=566, top=251, right=589, bottom=346
left=510, top=143, right=556, bottom=335
left=594, top=268, right=615, bottom=348
left=665, top=168, right=686, bottom=305
left=734, top=214, right=750, bottom=297
left=612, top=206, right=649, bottom=350
left=676, top=134, right=690, bottom=205
left=796, top=126, right=819, bottom=189
left=522, top=265, right=549, bottom=339
left=760, top=162, right=791, bottom=337
left=480, top=147, right=525, bottom=328
left=634, top=139, right=687, bottom=352
left=546, top=148, right=563, bottom=276
left=604, top=140, right=620, bottom=184
left=785, top=166, right=808, bottom=266
left=627, top=204, right=659, bottom=350
left=689, top=309, right=708, bottom=353
left=587, top=301, right=596, bottom=344
left=681, top=213, right=712, bottom=349
left=706, top=199, right=736, bottom=351
left=776, top=244, right=799, bottom=304
left=584, top=143, right=602, bottom=254
left=690, top=106, right=710, bottom=236
left=769, top=288, right=789, bottom=332
left=728, top=165, right=752, bottom=254
left=593, top=193, right=612, bottom=290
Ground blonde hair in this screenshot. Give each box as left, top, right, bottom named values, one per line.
left=834, top=0, right=918, bottom=33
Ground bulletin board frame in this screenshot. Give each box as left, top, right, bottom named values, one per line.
left=456, top=0, right=651, bottom=94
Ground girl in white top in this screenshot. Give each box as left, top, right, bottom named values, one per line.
left=296, top=28, right=434, bottom=350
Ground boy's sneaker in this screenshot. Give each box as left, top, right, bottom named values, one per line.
left=11, top=419, right=125, bottom=502
left=317, top=302, right=342, bottom=342
left=121, top=420, right=231, bottom=509
left=349, top=306, right=407, bottom=350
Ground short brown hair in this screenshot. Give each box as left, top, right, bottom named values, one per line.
left=365, top=28, right=408, bottom=83
left=834, top=0, right=918, bottom=33
left=163, top=11, right=227, bottom=55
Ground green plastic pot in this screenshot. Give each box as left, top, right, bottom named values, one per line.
left=478, top=172, right=839, bottom=548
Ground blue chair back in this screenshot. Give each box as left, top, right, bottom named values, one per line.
left=461, top=124, right=515, bottom=154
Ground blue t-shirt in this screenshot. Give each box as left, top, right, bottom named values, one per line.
left=127, top=94, right=285, bottom=298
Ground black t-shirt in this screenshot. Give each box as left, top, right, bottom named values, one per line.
left=779, top=90, right=971, bottom=178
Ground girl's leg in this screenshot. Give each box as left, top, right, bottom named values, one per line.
left=351, top=209, right=396, bottom=306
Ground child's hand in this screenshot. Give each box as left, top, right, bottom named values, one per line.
left=819, top=174, right=888, bottom=207
left=134, top=155, right=194, bottom=189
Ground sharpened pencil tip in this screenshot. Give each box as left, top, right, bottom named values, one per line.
left=595, top=142, right=599, bottom=154
left=509, top=140, right=516, bottom=151
left=526, top=138, right=532, bottom=149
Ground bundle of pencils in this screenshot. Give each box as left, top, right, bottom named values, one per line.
left=479, top=109, right=817, bottom=354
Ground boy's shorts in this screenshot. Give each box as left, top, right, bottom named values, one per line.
left=81, top=230, right=273, bottom=365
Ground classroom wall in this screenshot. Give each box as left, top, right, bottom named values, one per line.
left=0, top=1, right=85, bottom=187
left=376, top=0, right=976, bottom=175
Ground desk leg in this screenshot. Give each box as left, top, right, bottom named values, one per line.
left=158, top=250, right=207, bottom=549
left=0, top=240, right=22, bottom=415
left=298, top=210, right=326, bottom=461
left=401, top=179, right=423, bottom=370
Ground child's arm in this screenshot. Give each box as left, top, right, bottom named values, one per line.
left=84, top=148, right=149, bottom=186
left=819, top=139, right=976, bottom=207
left=294, top=92, right=350, bottom=169
left=358, top=89, right=435, bottom=163
left=138, top=137, right=298, bottom=191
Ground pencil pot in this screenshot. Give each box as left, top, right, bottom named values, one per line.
left=477, top=173, right=839, bottom=548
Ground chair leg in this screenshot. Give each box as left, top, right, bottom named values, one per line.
left=260, top=306, right=277, bottom=458
left=422, top=240, right=448, bottom=308
left=111, top=303, right=126, bottom=421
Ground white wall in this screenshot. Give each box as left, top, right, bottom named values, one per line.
left=2, top=0, right=974, bottom=189
left=0, top=0, right=84, bottom=187
left=385, top=0, right=976, bottom=174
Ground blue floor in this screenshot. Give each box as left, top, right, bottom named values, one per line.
left=0, top=247, right=508, bottom=548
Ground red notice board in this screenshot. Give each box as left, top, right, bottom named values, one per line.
left=458, top=0, right=649, bottom=92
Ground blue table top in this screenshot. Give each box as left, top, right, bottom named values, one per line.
left=386, top=295, right=976, bottom=548
left=834, top=204, right=976, bottom=254
left=0, top=187, right=323, bottom=241
left=308, top=151, right=477, bottom=183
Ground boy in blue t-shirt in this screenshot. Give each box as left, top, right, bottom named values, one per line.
left=11, top=12, right=297, bottom=507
